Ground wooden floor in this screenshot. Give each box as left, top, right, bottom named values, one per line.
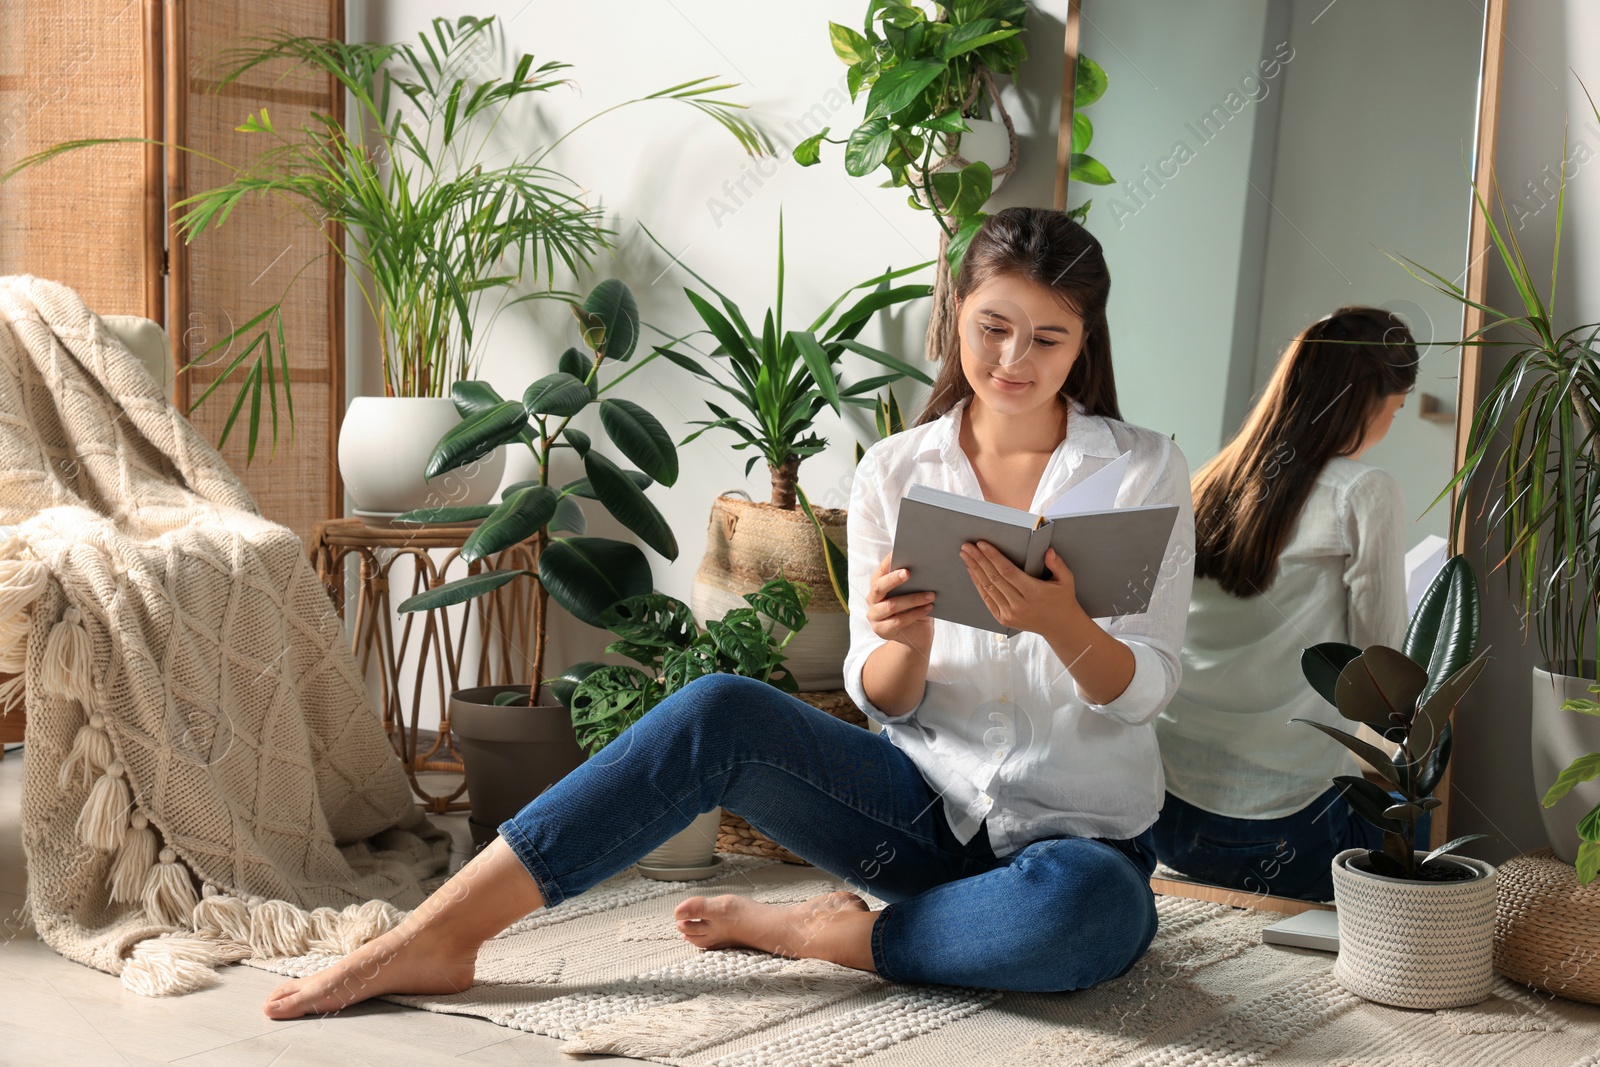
left=0, top=744, right=634, bottom=1066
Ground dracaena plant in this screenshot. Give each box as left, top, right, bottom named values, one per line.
left=547, top=575, right=810, bottom=755
left=1542, top=683, right=1600, bottom=884
left=395, top=279, right=679, bottom=704
left=642, top=210, right=934, bottom=510
left=1296, top=555, right=1492, bottom=880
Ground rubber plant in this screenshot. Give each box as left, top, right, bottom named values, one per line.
left=394, top=279, right=678, bottom=705
left=1295, top=555, right=1492, bottom=880
left=546, top=575, right=810, bottom=755
left=642, top=211, right=934, bottom=509
left=1542, top=684, right=1600, bottom=884
left=3, top=15, right=771, bottom=459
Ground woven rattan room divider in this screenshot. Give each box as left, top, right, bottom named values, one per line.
left=0, top=0, right=345, bottom=546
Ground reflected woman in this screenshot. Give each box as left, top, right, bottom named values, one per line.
left=1151, top=306, right=1424, bottom=902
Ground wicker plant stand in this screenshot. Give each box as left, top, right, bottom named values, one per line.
left=717, top=689, right=870, bottom=864
left=1493, top=848, right=1600, bottom=1005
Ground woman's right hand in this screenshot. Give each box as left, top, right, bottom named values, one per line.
left=867, top=551, right=936, bottom=648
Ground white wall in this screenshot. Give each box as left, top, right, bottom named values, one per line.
left=345, top=0, right=1073, bottom=722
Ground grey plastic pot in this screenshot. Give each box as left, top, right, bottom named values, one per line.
left=450, top=683, right=586, bottom=852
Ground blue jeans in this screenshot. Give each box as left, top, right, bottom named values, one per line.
left=496, top=673, right=1160, bottom=992
left=1150, top=787, right=1434, bottom=902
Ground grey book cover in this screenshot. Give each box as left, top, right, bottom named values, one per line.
left=888, top=483, right=1179, bottom=636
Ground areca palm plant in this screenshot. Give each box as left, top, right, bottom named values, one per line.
left=642, top=211, right=935, bottom=509
left=5, top=15, right=771, bottom=458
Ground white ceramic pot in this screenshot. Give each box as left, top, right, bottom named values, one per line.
left=959, top=117, right=1012, bottom=189
left=638, top=808, right=722, bottom=870
left=1330, top=847, right=1497, bottom=1009
left=338, top=396, right=505, bottom=517
left=1532, top=665, right=1600, bottom=864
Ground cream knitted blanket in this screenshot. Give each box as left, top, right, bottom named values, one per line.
left=0, top=275, right=450, bottom=996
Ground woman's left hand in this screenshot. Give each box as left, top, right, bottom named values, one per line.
left=960, top=541, right=1082, bottom=640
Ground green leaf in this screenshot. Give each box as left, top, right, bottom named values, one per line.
left=845, top=117, right=894, bottom=177
left=863, top=60, right=944, bottom=121
left=559, top=427, right=592, bottom=457
left=524, top=372, right=591, bottom=417
left=1074, top=55, right=1108, bottom=108
left=939, top=20, right=1021, bottom=61
left=597, top=592, right=699, bottom=649
left=537, top=536, right=654, bottom=628
left=583, top=451, right=678, bottom=560
left=449, top=380, right=506, bottom=418
left=393, top=504, right=497, bottom=525
left=1577, top=840, right=1600, bottom=885
left=1413, top=653, right=1488, bottom=750
left=792, top=329, right=842, bottom=415
left=796, top=483, right=848, bottom=612
left=1068, top=153, right=1114, bottom=185
left=577, top=278, right=640, bottom=361
left=1542, top=753, right=1600, bottom=807
left=568, top=663, right=657, bottom=755
left=829, top=21, right=873, bottom=64
left=426, top=400, right=528, bottom=479
left=741, top=573, right=812, bottom=632
left=1302, top=643, right=1363, bottom=706
left=1289, top=719, right=1401, bottom=787
left=396, top=568, right=533, bottom=614
left=560, top=468, right=653, bottom=499
left=550, top=493, right=587, bottom=534
left=705, top=610, right=772, bottom=676
left=1336, top=646, right=1429, bottom=732
left=1424, top=834, right=1491, bottom=866
left=1071, top=111, right=1093, bottom=154
left=1417, top=720, right=1453, bottom=795
left=1332, top=774, right=1405, bottom=834
left=558, top=347, right=598, bottom=397
left=945, top=213, right=986, bottom=275
left=461, top=485, right=559, bottom=563
left=793, top=130, right=828, bottom=166
left=923, top=110, right=968, bottom=134
left=546, top=659, right=609, bottom=710
left=1582, top=802, right=1600, bottom=843
left=598, top=397, right=679, bottom=486
left=1402, top=555, right=1480, bottom=705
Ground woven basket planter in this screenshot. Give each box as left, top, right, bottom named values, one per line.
left=1330, top=847, right=1498, bottom=1009
left=717, top=689, right=870, bottom=865
left=1494, top=849, right=1600, bottom=1005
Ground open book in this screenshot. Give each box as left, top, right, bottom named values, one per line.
left=887, top=452, right=1179, bottom=636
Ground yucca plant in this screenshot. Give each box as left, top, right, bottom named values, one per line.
left=394, top=279, right=678, bottom=704
left=644, top=210, right=934, bottom=510
left=547, top=575, right=809, bottom=755
left=1542, top=684, right=1600, bottom=884
left=1394, top=87, right=1600, bottom=674
left=4, top=15, right=771, bottom=459
left=1296, top=555, right=1492, bottom=880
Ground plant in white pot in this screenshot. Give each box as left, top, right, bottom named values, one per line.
left=395, top=278, right=682, bottom=847
left=1296, top=554, right=1496, bottom=1009
left=12, top=16, right=771, bottom=486
left=1396, top=92, right=1600, bottom=868
left=643, top=212, right=933, bottom=691
left=547, top=575, right=811, bottom=878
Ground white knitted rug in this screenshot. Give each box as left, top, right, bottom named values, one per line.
left=243, top=856, right=1600, bottom=1065
left=0, top=275, right=451, bottom=996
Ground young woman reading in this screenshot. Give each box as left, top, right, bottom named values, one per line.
left=1151, top=306, right=1422, bottom=902
left=259, top=207, right=1196, bottom=1019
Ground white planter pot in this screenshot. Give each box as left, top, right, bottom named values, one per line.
left=1532, top=665, right=1600, bottom=864
left=1330, top=847, right=1497, bottom=1009
left=338, top=396, right=505, bottom=517
left=638, top=808, right=722, bottom=870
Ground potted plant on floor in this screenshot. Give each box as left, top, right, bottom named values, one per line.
left=644, top=211, right=933, bottom=691
left=1295, top=554, right=1495, bottom=1009
left=6, top=14, right=772, bottom=480
left=395, top=279, right=681, bottom=844
left=546, top=574, right=811, bottom=875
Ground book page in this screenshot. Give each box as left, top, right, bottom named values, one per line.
left=1040, top=451, right=1132, bottom=518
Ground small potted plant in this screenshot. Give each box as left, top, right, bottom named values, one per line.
left=548, top=575, right=811, bottom=876
left=1294, top=554, right=1497, bottom=1009
left=395, top=278, right=680, bottom=845
left=644, top=211, right=932, bottom=691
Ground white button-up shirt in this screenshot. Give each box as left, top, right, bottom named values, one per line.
left=1155, top=457, right=1408, bottom=818
left=843, top=395, right=1196, bottom=855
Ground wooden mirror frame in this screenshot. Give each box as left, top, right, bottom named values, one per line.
left=1056, top=0, right=1508, bottom=913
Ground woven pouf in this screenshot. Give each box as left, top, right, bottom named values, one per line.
left=717, top=689, right=869, bottom=866
left=1329, top=848, right=1498, bottom=1009
left=1494, top=848, right=1600, bottom=1004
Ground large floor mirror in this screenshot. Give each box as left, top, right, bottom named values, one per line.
left=1058, top=0, right=1507, bottom=913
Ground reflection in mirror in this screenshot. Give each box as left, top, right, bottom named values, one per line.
left=1067, top=0, right=1488, bottom=905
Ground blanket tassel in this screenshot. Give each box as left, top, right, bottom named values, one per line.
left=109, top=812, right=158, bottom=904
left=142, top=847, right=200, bottom=928
left=40, top=605, right=97, bottom=706
left=57, top=711, right=114, bottom=792
left=76, top=759, right=130, bottom=852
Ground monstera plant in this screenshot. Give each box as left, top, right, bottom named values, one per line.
left=396, top=278, right=678, bottom=705
left=1296, top=554, right=1491, bottom=881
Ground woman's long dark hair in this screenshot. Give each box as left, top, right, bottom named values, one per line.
left=914, top=207, right=1121, bottom=426
left=1192, top=306, right=1419, bottom=597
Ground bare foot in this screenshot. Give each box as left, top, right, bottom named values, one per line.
left=673, top=890, right=873, bottom=965
left=262, top=918, right=478, bottom=1019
